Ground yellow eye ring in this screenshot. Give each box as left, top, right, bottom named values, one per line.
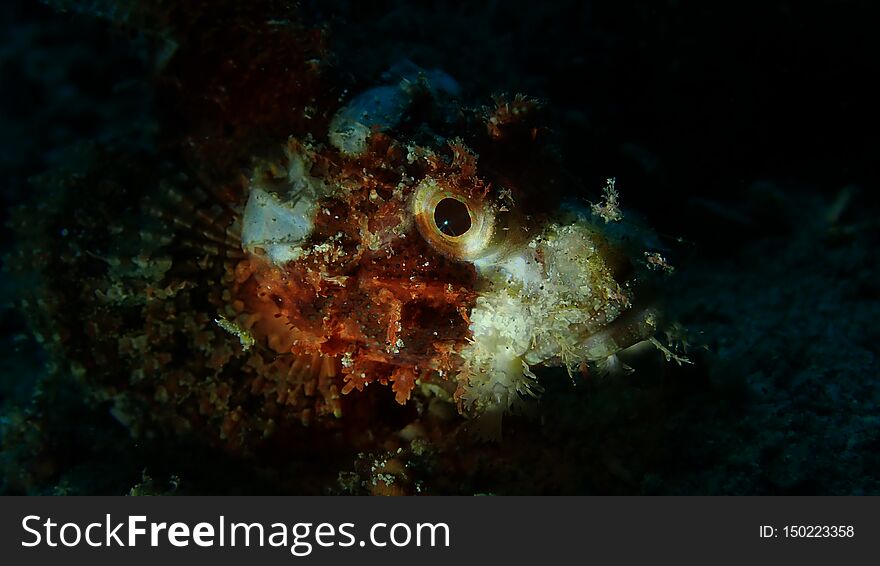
left=411, top=177, right=495, bottom=261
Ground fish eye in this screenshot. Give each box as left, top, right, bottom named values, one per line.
left=433, top=198, right=471, bottom=237
left=411, top=177, right=496, bottom=262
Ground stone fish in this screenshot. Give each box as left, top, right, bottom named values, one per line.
left=8, top=2, right=681, bottom=470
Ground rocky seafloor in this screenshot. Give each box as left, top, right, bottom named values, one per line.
left=1, top=0, right=877, bottom=494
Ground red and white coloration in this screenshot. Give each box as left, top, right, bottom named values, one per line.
left=219, top=89, right=663, bottom=437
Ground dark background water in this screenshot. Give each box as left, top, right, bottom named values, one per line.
left=1, top=0, right=878, bottom=494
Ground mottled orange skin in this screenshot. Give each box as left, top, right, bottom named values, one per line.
left=229, top=135, right=494, bottom=421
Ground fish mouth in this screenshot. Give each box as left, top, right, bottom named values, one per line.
left=453, top=212, right=664, bottom=430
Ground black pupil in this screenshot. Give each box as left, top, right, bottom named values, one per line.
left=434, top=198, right=471, bottom=237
